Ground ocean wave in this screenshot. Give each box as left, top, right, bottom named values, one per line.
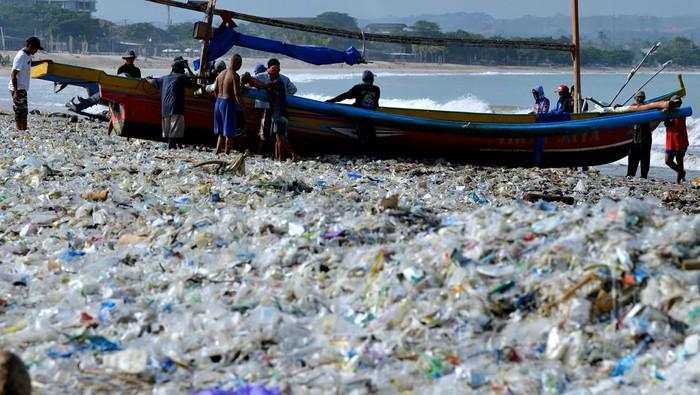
left=300, top=93, right=492, bottom=113
left=288, top=71, right=469, bottom=83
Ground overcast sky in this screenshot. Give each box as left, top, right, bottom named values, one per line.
left=95, top=0, right=697, bottom=24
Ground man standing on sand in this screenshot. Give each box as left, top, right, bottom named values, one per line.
left=147, top=59, right=193, bottom=149
left=626, top=91, right=655, bottom=179
left=664, top=116, right=689, bottom=184
left=117, top=50, right=141, bottom=78
left=254, top=58, right=297, bottom=154
left=244, top=65, right=298, bottom=161
left=8, top=37, right=44, bottom=131
left=213, top=54, right=243, bottom=155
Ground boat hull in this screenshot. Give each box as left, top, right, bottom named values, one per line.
left=32, top=62, right=691, bottom=168
left=101, top=84, right=665, bottom=167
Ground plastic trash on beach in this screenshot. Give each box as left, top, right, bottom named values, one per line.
left=1, top=116, right=700, bottom=393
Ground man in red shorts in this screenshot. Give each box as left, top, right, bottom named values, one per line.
left=664, top=117, right=689, bottom=184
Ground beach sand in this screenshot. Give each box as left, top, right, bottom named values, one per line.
left=4, top=51, right=700, bottom=76
left=1, top=114, right=700, bottom=393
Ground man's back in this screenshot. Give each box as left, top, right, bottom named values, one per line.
left=155, top=73, right=188, bottom=116
left=117, top=64, right=141, bottom=79
left=350, top=83, right=381, bottom=110
left=8, top=50, right=31, bottom=91
left=267, top=79, right=287, bottom=118
left=215, top=69, right=240, bottom=102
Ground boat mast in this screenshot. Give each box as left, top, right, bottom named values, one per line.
left=571, top=0, right=582, bottom=113
left=198, top=0, right=218, bottom=85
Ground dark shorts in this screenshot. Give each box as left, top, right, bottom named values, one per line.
left=666, top=149, right=687, bottom=157
left=214, top=98, right=240, bottom=138
left=11, top=90, right=28, bottom=122
left=271, top=116, right=288, bottom=139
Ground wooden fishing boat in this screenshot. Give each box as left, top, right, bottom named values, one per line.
left=32, top=62, right=691, bottom=167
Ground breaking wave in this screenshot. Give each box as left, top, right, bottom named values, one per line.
left=300, top=93, right=492, bottom=113
left=287, top=71, right=463, bottom=84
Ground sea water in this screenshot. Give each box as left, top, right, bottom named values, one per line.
left=1, top=70, right=697, bottom=169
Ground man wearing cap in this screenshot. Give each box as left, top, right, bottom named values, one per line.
left=326, top=70, right=381, bottom=146
left=117, top=50, right=141, bottom=79
left=626, top=91, right=655, bottom=179
left=147, top=58, right=194, bottom=149
left=252, top=59, right=297, bottom=154
left=243, top=65, right=298, bottom=161
left=70, top=50, right=140, bottom=114
left=8, top=37, right=44, bottom=131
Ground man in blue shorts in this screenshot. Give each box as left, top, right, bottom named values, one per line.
left=213, top=54, right=243, bottom=155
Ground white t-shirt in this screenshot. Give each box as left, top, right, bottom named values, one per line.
left=8, top=50, right=32, bottom=91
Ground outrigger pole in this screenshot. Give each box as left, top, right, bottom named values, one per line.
left=145, top=0, right=573, bottom=52
left=571, top=0, right=582, bottom=113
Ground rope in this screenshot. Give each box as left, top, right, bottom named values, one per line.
left=145, top=0, right=573, bottom=52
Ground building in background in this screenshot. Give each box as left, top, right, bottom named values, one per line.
left=37, top=0, right=96, bottom=12
left=0, top=0, right=97, bottom=13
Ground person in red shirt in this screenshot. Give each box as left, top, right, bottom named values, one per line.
left=664, top=117, right=689, bottom=184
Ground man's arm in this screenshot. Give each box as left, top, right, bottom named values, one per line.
left=326, top=89, right=354, bottom=103
left=10, top=69, right=19, bottom=96
left=30, top=59, right=51, bottom=66
left=146, top=77, right=160, bottom=89
left=283, top=76, right=297, bottom=95
left=243, top=74, right=268, bottom=90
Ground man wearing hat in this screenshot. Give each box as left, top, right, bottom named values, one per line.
left=8, top=36, right=44, bottom=131
left=117, top=50, right=141, bottom=79
left=626, top=91, right=655, bottom=179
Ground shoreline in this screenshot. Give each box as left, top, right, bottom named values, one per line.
left=3, top=51, right=700, bottom=75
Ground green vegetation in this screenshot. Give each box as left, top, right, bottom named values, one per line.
left=1, top=4, right=699, bottom=68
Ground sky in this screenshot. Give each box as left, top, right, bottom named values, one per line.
left=95, top=0, right=698, bottom=24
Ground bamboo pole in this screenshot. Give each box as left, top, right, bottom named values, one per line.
left=198, top=0, right=218, bottom=84
left=145, top=0, right=572, bottom=51
left=571, top=0, right=582, bottom=113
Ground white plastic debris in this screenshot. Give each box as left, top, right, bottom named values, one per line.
left=0, top=116, right=699, bottom=393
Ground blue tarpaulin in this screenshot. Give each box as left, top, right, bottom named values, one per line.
left=194, top=27, right=363, bottom=69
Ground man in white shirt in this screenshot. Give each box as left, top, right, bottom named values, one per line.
left=8, top=37, right=43, bottom=131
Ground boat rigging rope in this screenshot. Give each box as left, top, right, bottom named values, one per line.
left=145, top=0, right=573, bottom=52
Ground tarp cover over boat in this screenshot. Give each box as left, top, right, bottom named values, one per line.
left=194, top=27, right=363, bottom=69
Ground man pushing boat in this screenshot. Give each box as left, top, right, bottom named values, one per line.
left=212, top=54, right=244, bottom=155
left=243, top=66, right=298, bottom=161
left=147, top=58, right=195, bottom=149
left=327, top=70, right=381, bottom=147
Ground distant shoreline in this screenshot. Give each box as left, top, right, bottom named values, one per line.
left=2, top=51, right=700, bottom=75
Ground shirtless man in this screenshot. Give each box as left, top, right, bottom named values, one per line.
left=214, top=54, right=243, bottom=155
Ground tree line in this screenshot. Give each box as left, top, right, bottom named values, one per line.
left=2, top=5, right=699, bottom=67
